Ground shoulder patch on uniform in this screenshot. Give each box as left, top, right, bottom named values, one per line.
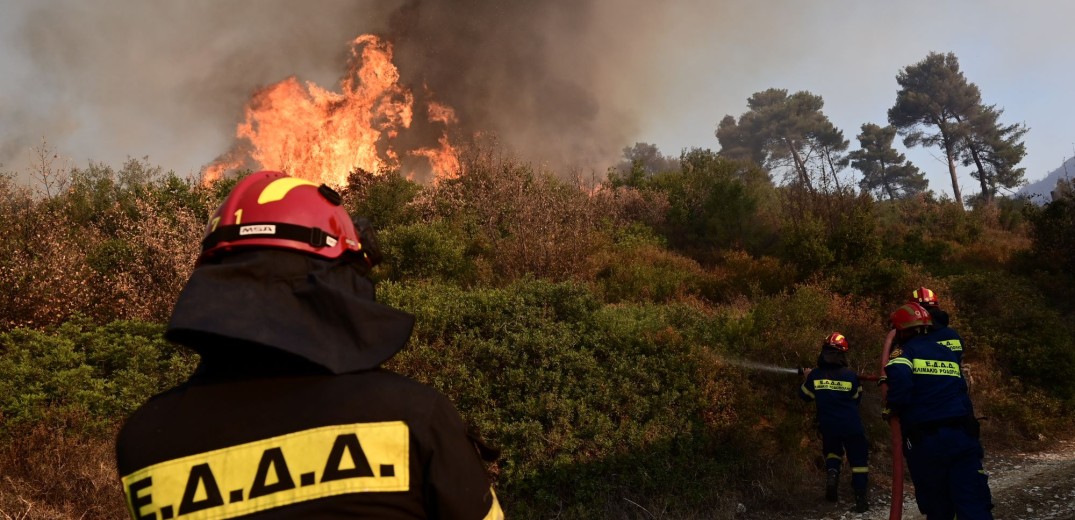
left=889, top=348, right=903, bottom=358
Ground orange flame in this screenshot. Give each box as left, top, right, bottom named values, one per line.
left=203, top=34, right=459, bottom=186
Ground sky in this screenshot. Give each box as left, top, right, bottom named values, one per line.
left=1, top=0, right=1072, bottom=200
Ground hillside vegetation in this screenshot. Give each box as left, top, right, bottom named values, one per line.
left=1, top=147, right=1074, bottom=518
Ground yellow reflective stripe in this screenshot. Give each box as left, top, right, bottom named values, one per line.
left=813, top=379, right=852, bottom=392
left=938, top=339, right=963, bottom=352
left=122, top=421, right=409, bottom=520
left=887, top=358, right=912, bottom=368
left=826, top=453, right=843, bottom=461
left=851, top=467, right=869, bottom=473
left=912, top=359, right=961, bottom=377
left=800, top=383, right=815, bottom=399
left=483, top=489, right=505, bottom=520
left=258, top=178, right=318, bottom=204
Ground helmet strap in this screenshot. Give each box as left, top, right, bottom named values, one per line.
left=202, top=222, right=338, bottom=253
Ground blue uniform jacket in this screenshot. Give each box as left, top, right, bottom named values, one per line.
left=799, top=364, right=864, bottom=436
left=925, top=309, right=963, bottom=365
left=885, top=334, right=972, bottom=426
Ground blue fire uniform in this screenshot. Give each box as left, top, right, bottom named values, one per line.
left=799, top=359, right=868, bottom=493
left=886, top=333, right=993, bottom=520
left=925, top=308, right=963, bottom=365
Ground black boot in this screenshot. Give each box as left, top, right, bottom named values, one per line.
left=853, top=489, right=869, bottom=513
left=825, top=469, right=839, bottom=502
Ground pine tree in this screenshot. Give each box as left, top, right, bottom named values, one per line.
left=717, top=88, right=847, bottom=192
left=848, top=123, right=927, bottom=200
left=888, top=52, right=981, bottom=208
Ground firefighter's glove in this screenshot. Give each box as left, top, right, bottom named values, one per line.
left=876, top=375, right=887, bottom=387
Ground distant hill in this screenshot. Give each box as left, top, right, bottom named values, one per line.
left=1020, top=156, right=1075, bottom=203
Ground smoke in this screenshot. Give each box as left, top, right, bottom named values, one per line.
left=0, top=0, right=400, bottom=177
left=1, top=0, right=675, bottom=181
left=384, top=0, right=646, bottom=175
left=2, top=1, right=1073, bottom=190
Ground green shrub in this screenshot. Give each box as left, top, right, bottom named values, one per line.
left=380, top=279, right=747, bottom=516
left=377, top=221, right=477, bottom=284
left=591, top=242, right=709, bottom=304
left=948, top=273, right=1075, bottom=401
left=1027, top=195, right=1075, bottom=277
left=0, top=318, right=197, bottom=437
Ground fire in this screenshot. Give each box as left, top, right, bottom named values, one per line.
left=202, top=34, right=459, bottom=187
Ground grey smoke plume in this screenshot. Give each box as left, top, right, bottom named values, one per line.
left=1, top=0, right=657, bottom=180
left=0, top=1, right=400, bottom=177
left=385, top=0, right=639, bottom=175
left=3, top=0, right=1072, bottom=192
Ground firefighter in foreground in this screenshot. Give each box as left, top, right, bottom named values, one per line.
left=883, top=302, right=993, bottom=519
left=798, top=333, right=869, bottom=513
left=115, top=171, right=503, bottom=519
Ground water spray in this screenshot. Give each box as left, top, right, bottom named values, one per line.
left=719, top=357, right=879, bottom=380
left=719, top=358, right=800, bottom=375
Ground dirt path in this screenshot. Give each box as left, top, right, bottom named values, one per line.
left=743, top=439, right=1075, bottom=520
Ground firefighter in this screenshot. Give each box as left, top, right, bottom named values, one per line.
left=883, top=302, right=993, bottom=520
left=912, top=287, right=964, bottom=365
left=799, top=332, right=869, bottom=513
left=115, top=171, right=503, bottom=520
left=913, top=287, right=949, bottom=328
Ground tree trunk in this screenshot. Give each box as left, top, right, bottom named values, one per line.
left=966, top=144, right=993, bottom=203
left=785, top=138, right=814, bottom=192
left=940, top=129, right=964, bottom=210
left=825, top=149, right=843, bottom=191
left=880, top=159, right=895, bottom=200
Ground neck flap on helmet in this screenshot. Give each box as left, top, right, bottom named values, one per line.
left=166, top=250, right=414, bottom=374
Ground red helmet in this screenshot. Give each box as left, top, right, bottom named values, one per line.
left=912, top=287, right=939, bottom=307
left=824, top=332, right=849, bottom=352
left=890, top=302, right=933, bottom=331
left=199, top=171, right=373, bottom=264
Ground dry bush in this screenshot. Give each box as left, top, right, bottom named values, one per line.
left=0, top=201, right=99, bottom=329
left=0, top=419, right=125, bottom=520
left=0, top=162, right=207, bottom=329
left=84, top=199, right=201, bottom=323
left=947, top=227, right=1031, bottom=270
left=707, top=250, right=797, bottom=301
left=424, top=148, right=637, bottom=283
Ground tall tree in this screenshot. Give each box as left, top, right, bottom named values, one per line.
left=960, top=105, right=1029, bottom=201
left=848, top=123, right=927, bottom=200
left=888, top=52, right=982, bottom=208
left=717, top=88, right=846, bottom=192
left=889, top=52, right=1030, bottom=207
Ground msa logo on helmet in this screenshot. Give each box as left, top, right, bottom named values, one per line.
left=239, top=225, right=277, bottom=236
left=122, top=422, right=409, bottom=520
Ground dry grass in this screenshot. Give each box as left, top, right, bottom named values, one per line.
left=0, top=422, right=125, bottom=520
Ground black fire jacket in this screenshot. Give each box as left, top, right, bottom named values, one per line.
left=116, top=251, right=502, bottom=519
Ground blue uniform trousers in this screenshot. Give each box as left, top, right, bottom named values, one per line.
left=822, top=431, right=868, bottom=491
left=903, top=425, right=993, bottom=520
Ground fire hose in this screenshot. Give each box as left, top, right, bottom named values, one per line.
left=880, top=329, right=903, bottom=520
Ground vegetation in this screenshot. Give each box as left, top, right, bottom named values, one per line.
left=849, top=123, right=927, bottom=200
left=888, top=52, right=1028, bottom=206
left=716, top=88, right=849, bottom=192
left=1, top=52, right=1071, bottom=518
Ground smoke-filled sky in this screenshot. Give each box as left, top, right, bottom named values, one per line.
left=1, top=0, right=1072, bottom=198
